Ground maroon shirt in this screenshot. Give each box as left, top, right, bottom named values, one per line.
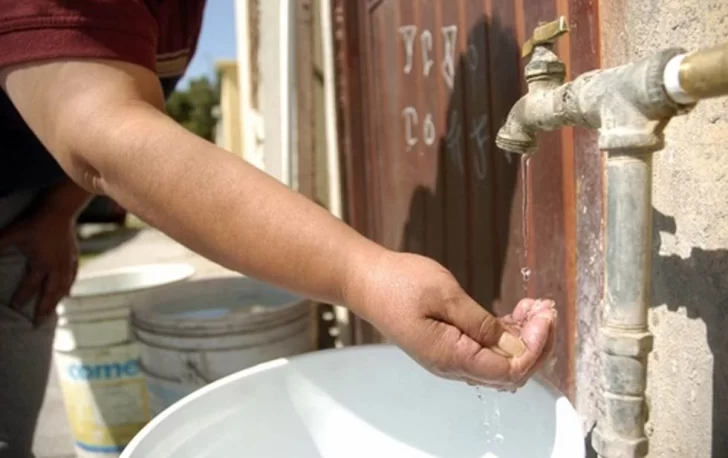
left=0, top=0, right=207, bottom=197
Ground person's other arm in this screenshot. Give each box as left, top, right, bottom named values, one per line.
left=0, top=179, right=91, bottom=321
left=40, top=178, right=93, bottom=220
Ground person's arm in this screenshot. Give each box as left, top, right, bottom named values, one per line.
left=0, top=178, right=91, bottom=322
left=3, top=59, right=381, bottom=311
left=0, top=0, right=555, bottom=388
left=8, top=64, right=559, bottom=393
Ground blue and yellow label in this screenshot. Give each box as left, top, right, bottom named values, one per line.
left=55, top=343, right=151, bottom=453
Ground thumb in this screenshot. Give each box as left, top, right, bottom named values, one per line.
left=444, top=295, right=525, bottom=357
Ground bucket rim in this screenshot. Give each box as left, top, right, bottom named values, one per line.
left=120, top=344, right=582, bottom=458
left=129, top=277, right=311, bottom=336
left=130, top=299, right=313, bottom=339
left=131, top=299, right=312, bottom=337
left=67, top=263, right=196, bottom=299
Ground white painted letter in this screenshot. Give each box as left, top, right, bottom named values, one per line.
left=398, top=25, right=417, bottom=74
left=421, top=30, right=434, bottom=77
left=423, top=113, right=436, bottom=146
left=441, top=25, right=458, bottom=89
left=402, top=106, right=419, bottom=150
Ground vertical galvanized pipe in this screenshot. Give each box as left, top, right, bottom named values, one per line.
left=592, top=151, right=655, bottom=458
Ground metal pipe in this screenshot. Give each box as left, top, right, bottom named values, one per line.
left=605, top=154, right=653, bottom=330
left=592, top=152, right=655, bottom=458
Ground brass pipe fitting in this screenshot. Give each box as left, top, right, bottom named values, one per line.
left=679, top=42, right=728, bottom=101
left=664, top=42, right=728, bottom=105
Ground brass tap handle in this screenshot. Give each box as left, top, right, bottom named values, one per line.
left=521, top=16, right=570, bottom=58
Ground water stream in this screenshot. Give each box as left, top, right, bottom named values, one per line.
left=475, top=386, right=504, bottom=445
left=520, top=155, right=532, bottom=292
left=470, top=155, right=534, bottom=451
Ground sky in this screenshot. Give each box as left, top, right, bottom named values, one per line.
left=179, top=2, right=238, bottom=88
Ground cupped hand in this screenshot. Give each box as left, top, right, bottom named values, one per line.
left=346, top=251, right=556, bottom=390
left=0, top=211, right=79, bottom=324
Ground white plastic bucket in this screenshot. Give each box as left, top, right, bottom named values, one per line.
left=130, top=276, right=315, bottom=417
left=53, top=263, right=195, bottom=458
left=121, top=344, right=585, bottom=458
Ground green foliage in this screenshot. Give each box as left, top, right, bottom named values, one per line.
left=165, top=74, right=221, bottom=141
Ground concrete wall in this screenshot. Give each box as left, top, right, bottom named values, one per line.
left=601, top=1, right=728, bottom=456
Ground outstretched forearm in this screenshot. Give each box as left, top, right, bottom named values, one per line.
left=2, top=59, right=387, bottom=314
left=93, top=104, right=385, bottom=307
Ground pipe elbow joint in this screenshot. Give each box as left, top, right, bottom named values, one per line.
left=597, top=47, right=692, bottom=152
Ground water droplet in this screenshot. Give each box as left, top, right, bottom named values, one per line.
left=494, top=433, right=504, bottom=444
left=493, top=399, right=501, bottom=428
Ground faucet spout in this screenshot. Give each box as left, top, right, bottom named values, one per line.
left=496, top=46, right=688, bottom=156
left=495, top=71, right=594, bottom=154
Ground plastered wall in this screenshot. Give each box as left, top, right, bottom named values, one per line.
left=600, top=1, right=728, bottom=456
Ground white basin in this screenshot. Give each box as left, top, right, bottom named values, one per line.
left=121, top=344, right=584, bottom=458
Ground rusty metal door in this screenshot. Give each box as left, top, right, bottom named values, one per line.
left=334, top=0, right=602, bottom=399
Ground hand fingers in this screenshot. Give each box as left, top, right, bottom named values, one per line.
left=511, top=298, right=555, bottom=325
left=465, top=379, right=513, bottom=391
left=443, top=295, right=525, bottom=357
left=514, top=313, right=557, bottom=387
left=498, top=314, right=519, bottom=332
left=34, top=258, right=77, bottom=325
left=11, top=267, right=46, bottom=310
left=423, top=319, right=512, bottom=386
left=499, top=300, right=557, bottom=387
left=510, top=306, right=557, bottom=382
left=35, top=275, right=62, bottom=325
left=522, top=300, right=557, bottom=370
left=457, top=345, right=517, bottom=385
left=508, top=299, right=557, bottom=384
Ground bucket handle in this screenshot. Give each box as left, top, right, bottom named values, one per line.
left=185, top=359, right=213, bottom=385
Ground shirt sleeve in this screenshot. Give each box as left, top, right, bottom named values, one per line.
left=0, top=0, right=158, bottom=73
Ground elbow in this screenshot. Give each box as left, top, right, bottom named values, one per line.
left=55, top=100, right=165, bottom=195
left=2, top=59, right=166, bottom=195
left=53, top=124, right=112, bottom=196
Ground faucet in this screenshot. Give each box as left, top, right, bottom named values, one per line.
left=496, top=17, right=728, bottom=458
